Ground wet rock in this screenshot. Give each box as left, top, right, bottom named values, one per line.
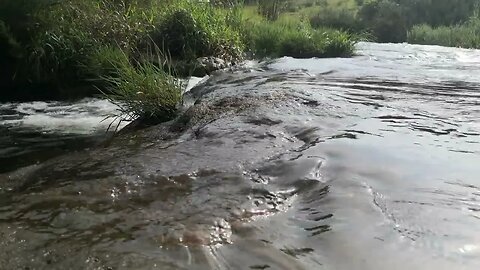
left=169, top=56, right=233, bottom=77
left=0, top=68, right=336, bottom=269
left=197, top=56, right=228, bottom=73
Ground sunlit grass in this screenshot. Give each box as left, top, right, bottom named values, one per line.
left=408, top=17, right=480, bottom=49
left=92, top=46, right=183, bottom=124
left=242, top=16, right=356, bottom=58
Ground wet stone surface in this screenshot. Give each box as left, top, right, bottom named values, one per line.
left=0, top=43, right=480, bottom=269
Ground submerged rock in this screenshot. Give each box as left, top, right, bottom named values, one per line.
left=197, top=56, right=228, bottom=74
left=0, top=67, right=335, bottom=269
left=173, top=56, right=233, bottom=77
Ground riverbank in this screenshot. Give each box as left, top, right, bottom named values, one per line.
left=272, top=0, right=480, bottom=48
left=0, top=0, right=355, bottom=107
left=408, top=17, right=480, bottom=49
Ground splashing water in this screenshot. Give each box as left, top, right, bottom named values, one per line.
left=0, top=43, right=479, bottom=269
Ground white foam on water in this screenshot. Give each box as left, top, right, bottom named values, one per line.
left=185, top=76, right=209, bottom=93
left=1, top=98, right=126, bottom=134
left=268, top=42, right=480, bottom=84
left=0, top=76, right=209, bottom=135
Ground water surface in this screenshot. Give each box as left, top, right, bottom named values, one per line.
left=0, top=43, right=479, bottom=269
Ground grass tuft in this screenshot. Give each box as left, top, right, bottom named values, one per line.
left=94, top=47, right=184, bottom=124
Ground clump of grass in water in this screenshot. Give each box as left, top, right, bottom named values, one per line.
left=90, top=46, right=183, bottom=127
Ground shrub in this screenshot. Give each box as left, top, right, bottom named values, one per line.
left=0, top=0, right=244, bottom=100
left=318, top=29, right=356, bottom=57
left=1, top=0, right=155, bottom=92
left=148, top=9, right=211, bottom=60
left=408, top=17, right=480, bottom=49
left=258, top=0, right=289, bottom=21
left=0, top=0, right=54, bottom=91
left=0, top=20, right=20, bottom=93
left=146, top=2, right=243, bottom=62
left=0, top=0, right=53, bottom=43
left=0, top=0, right=358, bottom=106
left=243, top=18, right=356, bottom=58
left=277, top=29, right=319, bottom=58
left=392, top=0, right=477, bottom=28
left=357, top=0, right=407, bottom=43
left=309, top=8, right=361, bottom=33
left=0, top=21, right=21, bottom=61
left=242, top=21, right=284, bottom=58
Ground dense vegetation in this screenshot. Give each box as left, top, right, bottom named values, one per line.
left=242, top=8, right=355, bottom=58
left=0, top=0, right=355, bottom=124
left=408, top=18, right=480, bottom=49
left=2, top=0, right=478, bottom=124
left=272, top=0, right=480, bottom=46
left=359, top=0, right=480, bottom=45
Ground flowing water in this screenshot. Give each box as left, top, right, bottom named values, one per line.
left=0, top=42, right=479, bottom=269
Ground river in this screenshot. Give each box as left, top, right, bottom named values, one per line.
left=0, top=42, right=479, bottom=269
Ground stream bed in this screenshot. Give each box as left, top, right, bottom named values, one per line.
left=0, top=42, right=479, bottom=269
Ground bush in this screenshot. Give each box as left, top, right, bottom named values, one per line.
left=243, top=18, right=356, bottom=58
left=309, top=8, right=361, bottom=33
left=408, top=17, right=480, bottom=49
left=149, top=9, right=211, bottom=60
left=0, top=0, right=358, bottom=111
left=393, top=0, right=477, bottom=28
left=277, top=29, right=320, bottom=58
left=0, top=0, right=54, bottom=94
left=0, top=0, right=244, bottom=101
left=0, top=0, right=156, bottom=95
left=0, top=21, right=20, bottom=93
left=242, top=21, right=284, bottom=58
left=146, top=2, right=243, bottom=62
left=258, top=0, right=289, bottom=21
left=357, top=0, right=407, bottom=43
left=318, top=29, right=356, bottom=57
left=0, top=0, right=52, bottom=43
left=0, top=21, right=21, bottom=62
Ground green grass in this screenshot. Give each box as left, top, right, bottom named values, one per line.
left=242, top=15, right=356, bottom=58
left=309, top=7, right=360, bottom=32
left=147, top=3, right=244, bottom=61
left=325, top=0, right=357, bottom=9
left=290, top=0, right=358, bottom=17
left=241, top=3, right=357, bottom=58
left=94, top=46, right=183, bottom=124
left=0, top=0, right=243, bottom=117
left=408, top=17, right=480, bottom=48
left=0, top=0, right=358, bottom=124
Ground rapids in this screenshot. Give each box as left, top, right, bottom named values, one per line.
left=0, top=42, right=479, bottom=269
